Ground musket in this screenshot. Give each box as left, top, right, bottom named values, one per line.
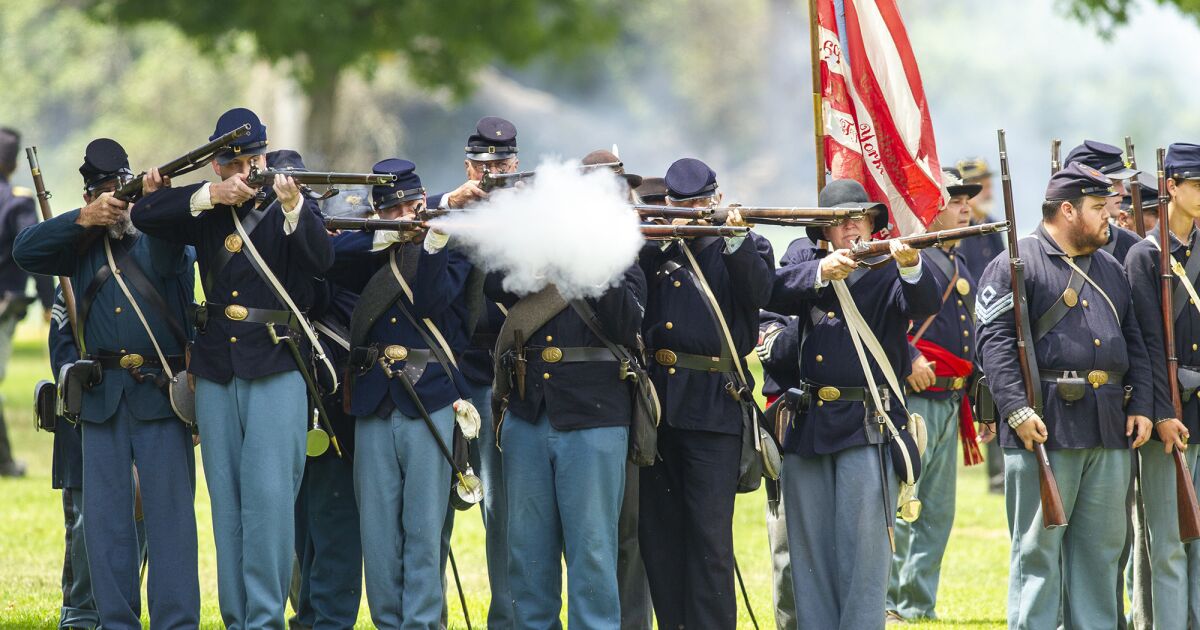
left=479, top=161, right=623, bottom=192
left=640, top=224, right=749, bottom=239
left=848, top=221, right=1010, bottom=265
left=246, top=166, right=395, bottom=188
left=114, top=123, right=252, bottom=203
left=1050, top=138, right=1062, bottom=175
left=633, top=204, right=872, bottom=227
left=1126, top=136, right=1145, bottom=237
left=323, top=217, right=426, bottom=232
left=1155, top=147, right=1200, bottom=542
left=25, top=147, right=79, bottom=338
left=999, top=129, right=1068, bottom=529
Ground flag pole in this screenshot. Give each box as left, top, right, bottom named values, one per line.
left=809, top=0, right=827, bottom=192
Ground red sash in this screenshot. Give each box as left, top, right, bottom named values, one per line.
left=910, top=337, right=984, bottom=466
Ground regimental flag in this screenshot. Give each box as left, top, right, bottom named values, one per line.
left=816, top=0, right=945, bottom=235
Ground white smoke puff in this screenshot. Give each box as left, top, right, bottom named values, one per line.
left=430, top=158, right=643, bottom=300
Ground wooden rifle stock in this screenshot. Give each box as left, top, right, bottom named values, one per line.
left=1155, top=147, right=1200, bottom=542
left=999, top=129, right=1067, bottom=528
left=632, top=204, right=869, bottom=227
left=847, top=222, right=1009, bottom=261
left=114, top=123, right=253, bottom=202
left=640, top=224, right=748, bottom=239
left=1126, top=137, right=1145, bottom=237
left=25, top=147, right=78, bottom=338
left=247, top=168, right=395, bottom=188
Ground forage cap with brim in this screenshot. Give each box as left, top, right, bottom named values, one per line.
left=465, top=116, right=518, bottom=162
left=1065, top=139, right=1138, bottom=180
left=808, top=178, right=889, bottom=241
left=1121, top=174, right=1159, bottom=212
left=266, top=149, right=307, bottom=171
left=956, top=157, right=993, bottom=182
left=0, top=127, right=19, bottom=170
left=635, top=176, right=668, bottom=204
left=321, top=184, right=374, bottom=219
left=942, top=167, right=982, bottom=199
left=1044, top=162, right=1119, bottom=202
left=211, top=107, right=268, bottom=165
left=582, top=149, right=642, bottom=189
left=665, top=158, right=718, bottom=202
left=371, top=158, right=424, bottom=211
left=79, top=138, right=132, bottom=191
left=1165, top=143, right=1200, bottom=180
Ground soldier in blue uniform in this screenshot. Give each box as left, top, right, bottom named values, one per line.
left=1123, top=142, right=1200, bottom=629
left=131, top=108, right=332, bottom=630
left=975, top=162, right=1154, bottom=629
left=0, top=126, right=53, bottom=476
left=766, top=178, right=939, bottom=629
left=887, top=168, right=988, bottom=622
left=429, top=117, right=518, bottom=627
left=13, top=138, right=200, bottom=630
left=1120, top=174, right=1159, bottom=235
left=487, top=220, right=646, bottom=628
left=1064, top=140, right=1142, bottom=263
left=637, top=157, right=774, bottom=628
left=327, top=158, right=473, bottom=629
left=45, top=288, right=100, bottom=629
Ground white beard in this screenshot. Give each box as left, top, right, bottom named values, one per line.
left=107, top=216, right=137, bottom=240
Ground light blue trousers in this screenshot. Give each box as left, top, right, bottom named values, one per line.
left=765, top=479, right=796, bottom=630
left=888, top=395, right=960, bottom=619
left=197, top=372, right=307, bottom=630
left=468, top=382, right=515, bottom=628
left=1139, top=442, right=1200, bottom=629
left=784, top=445, right=898, bottom=630
left=1004, top=447, right=1129, bottom=629
left=355, top=404, right=455, bottom=630
left=501, top=413, right=628, bottom=630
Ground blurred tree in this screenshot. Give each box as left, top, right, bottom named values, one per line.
left=1066, top=0, right=1200, bottom=32
left=84, top=0, right=627, bottom=163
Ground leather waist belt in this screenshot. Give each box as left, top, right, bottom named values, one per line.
left=933, top=376, right=968, bottom=390
left=524, top=346, right=618, bottom=364
left=207, top=303, right=301, bottom=327
left=650, top=348, right=735, bottom=373
left=88, top=351, right=185, bottom=372
left=1040, top=369, right=1124, bottom=387
left=798, top=380, right=889, bottom=403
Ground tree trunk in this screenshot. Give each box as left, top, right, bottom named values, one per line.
left=303, top=71, right=341, bottom=167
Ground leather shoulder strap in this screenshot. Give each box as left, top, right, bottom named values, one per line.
left=1032, top=255, right=1090, bottom=343
left=203, top=201, right=271, bottom=296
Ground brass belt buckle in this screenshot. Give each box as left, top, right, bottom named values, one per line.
left=654, top=349, right=677, bottom=366
left=1087, top=370, right=1109, bottom=389
left=950, top=376, right=965, bottom=390
left=383, top=345, right=409, bottom=361
left=224, top=304, right=248, bottom=321
left=119, top=353, right=144, bottom=369
left=541, top=347, right=563, bottom=363
left=817, top=386, right=841, bottom=402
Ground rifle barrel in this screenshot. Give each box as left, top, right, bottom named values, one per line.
left=25, top=147, right=79, bottom=337
left=632, top=204, right=868, bottom=226
left=323, top=217, right=426, bottom=232
left=1126, top=136, right=1145, bottom=237
left=1000, top=129, right=1067, bottom=529
left=848, top=222, right=1009, bottom=260
left=1050, top=139, right=1062, bottom=176
left=249, top=169, right=395, bottom=187
left=640, top=224, right=748, bottom=239
left=115, top=123, right=253, bottom=202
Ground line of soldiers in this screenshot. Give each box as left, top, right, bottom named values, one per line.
left=8, top=106, right=1200, bottom=630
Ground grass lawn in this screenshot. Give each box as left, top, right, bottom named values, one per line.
left=0, top=318, right=1010, bottom=628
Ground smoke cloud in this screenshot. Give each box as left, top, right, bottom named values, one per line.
left=430, top=159, right=644, bottom=299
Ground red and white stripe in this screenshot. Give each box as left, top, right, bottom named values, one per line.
left=817, top=0, right=945, bottom=235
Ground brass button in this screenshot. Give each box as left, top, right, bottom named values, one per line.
left=817, top=400, right=824, bottom=407
left=673, top=281, right=682, bottom=288
left=956, top=299, right=963, bottom=307
left=1191, top=298, right=1196, bottom=305
left=815, top=355, right=824, bottom=362
left=1081, top=299, right=1089, bottom=307
left=959, top=314, right=966, bottom=321
left=230, top=337, right=238, bottom=343
left=963, top=330, right=969, bottom=337
left=231, top=290, right=239, bottom=298
left=963, top=345, right=969, bottom=353
left=668, top=367, right=676, bottom=375
left=543, top=372, right=551, bottom=380
left=390, top=317, right=397, bottom=324
left=114, top=307, right=122, bottom=314
left=1193, top=343, right=1197, bottom=352
left=1188, top=249, right=1193, bottom=257
left=827, top=312, right=836, bottom=319
left=1094, top=338, right=1101, bottom=347
left=545, top=335, right=553, bottom=342
left=665, top=322, right=673, bottom=330
left=120, top=348, right=126, bottom=353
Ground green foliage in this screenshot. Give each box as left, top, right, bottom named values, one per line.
left=1065, top=0, right=1200, bottom=33
left=84, top=0, right=627, bottom=97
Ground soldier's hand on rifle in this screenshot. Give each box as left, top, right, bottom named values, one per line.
left=446, top=180, right=487, bottom=208
left=1127, top=415, right=1152, bottom=449
left=819, top=249, right=858, bottom=282
left=142, top=168, right=170, bottom=194
left=976, top=421, right=997, bottom=444
left=891, top=239, right=920, bottom=267
left=1015, top=414, right=1048, bottom=451
left=77, top=192, right=129, bottom=227
left=725, top=205, right=748, bottom=227
left=274, top=174, right=301, bottom=210
left=1155, top=417, right=1190, bottom=453
left=906, top=355, right=936, bottom=393
left=209, top=173, right=256, bottom=206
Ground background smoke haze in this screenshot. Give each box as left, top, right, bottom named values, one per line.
left=430, top=159, right=644, bottom=299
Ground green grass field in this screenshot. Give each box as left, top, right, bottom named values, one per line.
left=0, top=317, right=1010, bottom=629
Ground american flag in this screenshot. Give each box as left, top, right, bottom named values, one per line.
left=816, top=0, right=945, bottom=235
